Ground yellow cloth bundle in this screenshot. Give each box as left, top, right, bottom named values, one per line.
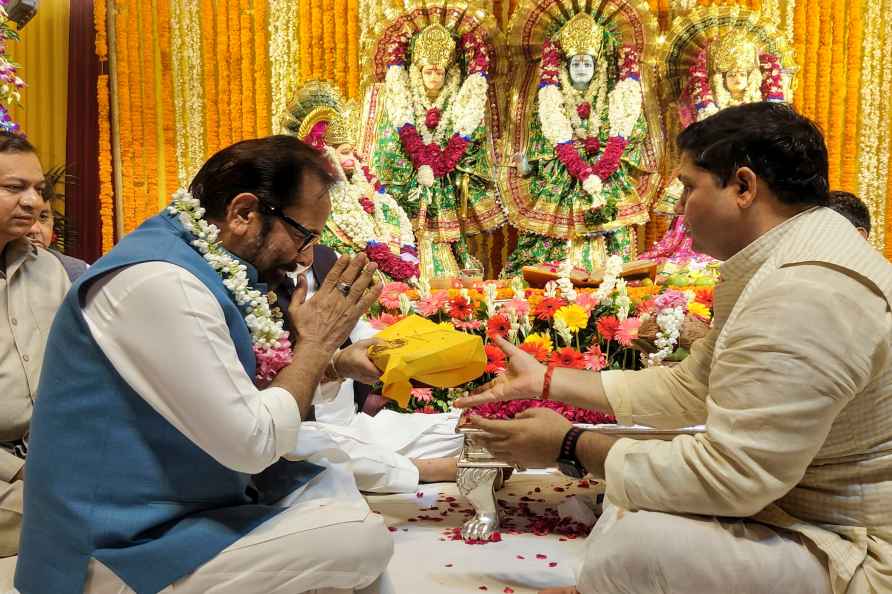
left=369, top=315, right=486, bottom=408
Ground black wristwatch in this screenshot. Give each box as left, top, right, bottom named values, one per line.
left=557, top=427, right=588, bottom=479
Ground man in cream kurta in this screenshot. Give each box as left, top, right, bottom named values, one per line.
left=457, top=103, right=892, bottom=594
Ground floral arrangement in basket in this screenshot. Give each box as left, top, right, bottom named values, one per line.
left=366, top=257, right=718, bottom=415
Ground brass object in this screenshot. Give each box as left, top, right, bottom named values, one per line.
left=710, top=30, right=759, bottom=75
left=557, top=12, right=605, bottom=59
left=412, top=23, right=456, bottom=69
left=282, top=80, right=358, bottom=147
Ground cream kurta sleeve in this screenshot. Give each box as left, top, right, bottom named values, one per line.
left=604, top=264, right=887, bottom=517
left=600, top=327, right=714, bottom=428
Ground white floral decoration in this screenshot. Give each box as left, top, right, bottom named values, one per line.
left=646, top=305, right=685, bottom=367
left=167, top=189, right=287, bottom=350
left=607, top=78, right=643, bottom=138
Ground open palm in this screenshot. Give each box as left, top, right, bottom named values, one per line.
left=454, top=337, right=547, bottom=408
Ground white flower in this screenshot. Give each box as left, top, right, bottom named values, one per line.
left=417, top=165, right=435, bottom=187
left=608, top=78, right=642, bottom=138
left=398, top=293, right=414, bottom=316
left=556, top=276, right=576, bottom=303
left=544, top=280, right=559, bottom=298
left=582, top=174, right=603, bottom=200
left=538, top=85, right=573, bottom=145
left=452, top=73, right=488, bottom=138
left=554, top=317, right=573, bottom=347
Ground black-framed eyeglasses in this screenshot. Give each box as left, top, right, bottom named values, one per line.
left=257, top=201, right=320, bottom=253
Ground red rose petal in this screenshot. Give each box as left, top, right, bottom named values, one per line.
left=536, top=554, right=547, bottom=559
left=549, top=562, right=558, bottom=567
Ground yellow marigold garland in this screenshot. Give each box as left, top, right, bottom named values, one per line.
left=298, top=0, right=312, bottom=83
left=840, top=0, right=863, bottom=191
left=229, top=0, right=243, bottom=143
left=240, top=0, right=254, bottom=138
left=815, top=0, right=832, bottom=131
left=254, top=0, right=272, bottom=136
left=157, top=0, right=178, bottom=199
left=214, top=3, right=232, bottom=148
left=347, top=0, right=359, bottom=98
left=322, top=0, right=335, bottom=82
left=201, top=0, right=220, bottom=155
left=825, top=0, right=847, bottom=190
left=139, top=0, right=159, bottom=225
left=334, top=0, right=347, bottom=91
left=310, top=0, right=323, bottom=76
left=95, top=0, right=114, bottom=251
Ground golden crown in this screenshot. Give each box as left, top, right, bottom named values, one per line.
left=711, top=31, right=759, bottom=74
left=412, top=23, right=456, bottom=69
left=557, top=13, right=605, bottom=59
left=282, top=80, right=355, bottom=147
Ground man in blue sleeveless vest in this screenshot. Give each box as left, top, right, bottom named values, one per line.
left=15, top=136, right=394, bottom=594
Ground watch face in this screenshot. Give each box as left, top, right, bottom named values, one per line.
left=558, top=460, right=585, bottom=479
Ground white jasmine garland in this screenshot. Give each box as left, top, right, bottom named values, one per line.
left=607, top=78, right=643, bottom=138
left=594, top=254, right=624, bottom=303
left=385, top=65, right=414, bottom=129
left=167, top=189, right=287, bottom=350
left=538, top=84, right=573, bottom=145
left=646, top=305, right=685, bottom=367
left=409, top=64, right=460, bottom=145
left=451, top=73, right=488, bottom=137
left=558, top=64, right=607, bottom=141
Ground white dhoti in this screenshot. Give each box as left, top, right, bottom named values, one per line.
left=577, top=502, right=832, bottom=594
left=78, top=427, right=394, bottom=594
left=311, top=375, right=463, bottom=494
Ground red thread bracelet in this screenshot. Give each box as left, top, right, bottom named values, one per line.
left=541, top=362, right=557, bottom=400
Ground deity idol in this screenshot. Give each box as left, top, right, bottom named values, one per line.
left=360, top=5, right=507, bottom=282
left=500, top=7, right=657, bottom=276
left=643, top=9, right=795, bottom=263
left=283, top=80, right=419, bottom=283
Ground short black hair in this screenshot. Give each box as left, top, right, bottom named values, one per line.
left=0, top=131, right=36, bottom=155
left=677, top=102, right=830, bottom=207
left=189, top=135, right=335, bottom=220
left=827, top=190, right=871, bottom=234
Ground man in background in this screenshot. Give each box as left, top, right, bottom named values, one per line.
left=828, top=189, right=871, bottom=240
left=0, top=132, right=69, bottom=556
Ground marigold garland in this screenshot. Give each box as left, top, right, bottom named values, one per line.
left=840, top=0, right=863, bottom=191
left=310, top=0, right=324, bottom=76
left=139, top=0, right=158, bottom=224
left=95, top=0, right=113, bottom=251
left=228, top=0, right=243, bottom=143
left=157, top=0, right=178, bottom=199
left=346, top=0, right=360, bottom=98
left=214, top=3, right=232, bottom=148
left=298, top=0, right=312, bottom=83
left=334, top=0, right=347, bottom=91
left=200, top=0, right=220, bottom=155
left=814, top=0, right=832, bottom=129
left=253, top=0, right=272, bottom=135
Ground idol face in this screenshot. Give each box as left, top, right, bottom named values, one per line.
left=723, top=69, right=750, bottom=97
left=569, top=54, right=596, bottom=88
left=420, top=64, right=446, bottom=98
left=335, top=143, right=357, bottom=175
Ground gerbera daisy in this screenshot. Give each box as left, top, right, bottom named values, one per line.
left=485, top=343, right=507, bottom=374
left=486, top=314, right=511, bottom=339
left=596, top=315, right=620, bottom=342
left=552, top=347, right=586, bottom=369
left=448, top=296, right=473, bottom=320
left=553, top=304, right=589, bottom=332
left=615, top=317, right=642, bottom=347
left=583, top=345, right=607, bottom=371
left=534, top=297, right=566, bottom=321
left=520, top=341, right=551, bottom=362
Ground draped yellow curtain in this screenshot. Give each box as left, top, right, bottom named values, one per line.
left=7, top=3, right=70, bottom=170
left=97, top=0, right=892, bottom=260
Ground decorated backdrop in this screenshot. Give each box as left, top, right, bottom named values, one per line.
left=93, top=0, right=892, bottom=260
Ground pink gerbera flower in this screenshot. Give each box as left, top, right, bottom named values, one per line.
left=615, top=317, right=642, bottom=347
left=583, top=345, right=607, bottom=371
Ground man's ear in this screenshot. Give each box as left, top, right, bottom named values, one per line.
left=734, top=167, right=758, bottom=209
left=226, top=193, right=260, bottom=235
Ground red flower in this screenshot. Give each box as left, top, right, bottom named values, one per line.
left=448, top=296, right=473, bottom=320
left=486, top=314, right=511, bottom=339
left=485, top=343, right=507, bottom=374
left=694, top=288, right=713, bottom=308
left=596, top=315, right=620, bottom=341
left=425, top=108, right=442, bottom=129
left=359, top=196, right=375, bottom=214
left=552, top=347, right=586, bottom=369
left=576, top=102, right=591, bottom=120
left=519, top=341, right=550, bottom=363
left=533, top=297, right=565, bottom=321
left=583, top=137, right=600, bottom=156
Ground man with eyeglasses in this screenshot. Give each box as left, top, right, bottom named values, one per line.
left=15, top=136, right=394, bottom=594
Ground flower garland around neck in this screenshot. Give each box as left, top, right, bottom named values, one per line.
left=324, top=148, right=420, bottom=282
left=538, top=40, right=642, bottom=208
left=168, top=189, right=292, bottom=386
left=384, top=30, right=490, bottom=187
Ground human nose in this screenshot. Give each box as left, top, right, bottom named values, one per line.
left=19, top=187, right=42, bottom=210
